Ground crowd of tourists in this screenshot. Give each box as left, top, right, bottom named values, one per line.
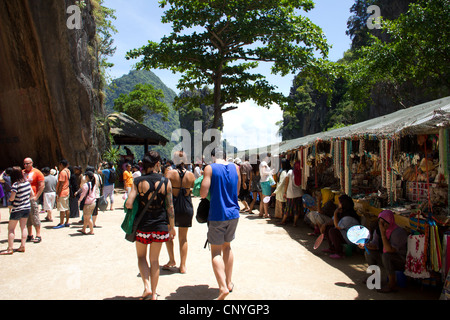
left=0, top=158, right=116, bottom=255
left=1, top=150, right=409, bottom=297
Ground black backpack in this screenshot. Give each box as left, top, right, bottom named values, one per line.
left=108, top=169, right=117, bottom=184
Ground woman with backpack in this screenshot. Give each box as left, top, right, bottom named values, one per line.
left=279, top=160, right=304, bottom=226
left=163, top=151, right=195, bottom=274
left=77, top=171, right=97, bottom=235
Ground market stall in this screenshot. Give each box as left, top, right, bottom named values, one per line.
left=269, top=96, right=450, bottom=289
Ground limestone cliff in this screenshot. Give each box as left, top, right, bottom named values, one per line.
left=0, top=0, right=107, bottom=169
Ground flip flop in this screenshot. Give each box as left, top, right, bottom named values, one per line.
left=77, top=230, right=89, bottom=235
left=140, top=292, right=153, bottom=300
left=0, top=249, right=14, bottom=255
left=162, top=264, right=176, bottom=270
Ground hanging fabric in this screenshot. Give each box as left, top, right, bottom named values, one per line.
left=344, top=140, right=352, bottom=196
left=404, top=233, right=431, bottom=279
left=442, top=232, right=450, bottom=282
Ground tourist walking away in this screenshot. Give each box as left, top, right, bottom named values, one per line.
left=99, top=162, right=116, bottom=211
left=125, top=151, right=176, bottom=300
left=91, top=168, right=103, bottom=228
left=123, top=163, right=133, bottom=197
left=359, top=210, right=408, bottom=293
left=55, top=159, right=71, bottom=229
left=200, top=149, right=241, bottom=300
left=164, top=151, right=195, bottom=274
left=1, top=167, right=34, bottom=255
left=273, top=159, right=290, bottom=219
left=22, top=158, right=44, bottom=242
left=259, top=156, right=274, bottom=218
left=42, top=167, right=57, bottom=222
left=248, top=162, right=262, bottom=215
left=280, top=161, right=303, bottom=226
left=236, top=158, right=251, bottom=213
left=77, top=171, right=97, bottom=235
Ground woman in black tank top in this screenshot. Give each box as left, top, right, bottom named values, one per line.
left=125, top=151, right=175, bottom=300
left=162, top=151, right=195, bottom=274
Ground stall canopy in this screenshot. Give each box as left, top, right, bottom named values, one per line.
left=107, top=112, right=169, bottom=152
left=239, top=96, right=450, bottom=156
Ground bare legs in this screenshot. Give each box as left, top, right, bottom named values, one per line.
left=164, top=227, right=189, bottom=273
left=211, top=242, right=234, bottom=300
left=3, top=218, right=28, bottom=253
left=136, top=241, right=163, bottom=300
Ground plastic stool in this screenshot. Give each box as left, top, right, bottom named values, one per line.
left=395, top=271, right=407, bottom=288
left=343, top=244, right=355, bottom=257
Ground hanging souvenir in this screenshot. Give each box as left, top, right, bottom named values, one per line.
left=404, top=233, right=431, bottom=279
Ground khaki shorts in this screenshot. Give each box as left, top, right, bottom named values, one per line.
left=57, top=196, right=70, bottom=211
left=27, top=199, right=41, bottom=227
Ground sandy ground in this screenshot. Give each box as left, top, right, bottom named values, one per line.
left=0, top=190, right=441, bottom=301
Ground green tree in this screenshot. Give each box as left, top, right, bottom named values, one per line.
left=113, top=83, right=169, bottom=123
left=126, top=0, right=330, bottom=129
left=346, top=0, right=450, bottom=108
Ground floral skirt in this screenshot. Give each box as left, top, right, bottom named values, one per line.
left=135, top=230, right=170, bottom=244
left=283, top=197, right=302, bottom=218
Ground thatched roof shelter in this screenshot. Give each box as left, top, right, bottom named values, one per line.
left=107, top=112, right=169, bottom=152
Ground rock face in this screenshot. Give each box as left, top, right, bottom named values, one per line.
left=0, top=0, right=106, bottom=170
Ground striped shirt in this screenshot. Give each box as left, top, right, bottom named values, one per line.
left=10, top=181, right=32, bottom=213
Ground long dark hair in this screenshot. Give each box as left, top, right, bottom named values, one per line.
left=338, top=194, right=359, bottom=221
left=85, top=171, right=96, bottom=187
left=10, top=166, right=26, bottom=185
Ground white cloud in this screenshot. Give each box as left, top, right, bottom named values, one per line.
left=222, top=100, right=283, bottom=151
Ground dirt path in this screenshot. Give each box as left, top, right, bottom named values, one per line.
left=0, top=191, right=441, bottom=300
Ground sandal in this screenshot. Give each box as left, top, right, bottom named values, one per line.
left=16, top=246, right=25, bottom=253
left=33, top=236, right=42, bottom=243
left=1, top=248, right=14, bottom=255
left=26, top=235, right=34, bottom=242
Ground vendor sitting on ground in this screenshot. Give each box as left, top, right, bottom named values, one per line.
left=321, top=194, right=360, bottom=259
left=359, top=210, right=408, bottom=293
left=306, top=188, right=336, bottom=236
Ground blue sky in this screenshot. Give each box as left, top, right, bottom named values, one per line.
left=104, top=0, right=356, bottom=150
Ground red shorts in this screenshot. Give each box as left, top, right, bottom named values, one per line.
left=135, top=230, right=169, bottom=244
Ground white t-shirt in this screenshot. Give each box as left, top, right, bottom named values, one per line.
left=259, top=161, right=273, bottom=183
left=286, top=169, right=303, bottom=199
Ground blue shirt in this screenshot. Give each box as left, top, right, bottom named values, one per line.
left=208, top=163, right=240, bottom=222
left=102, top=169, right=114, bottom=186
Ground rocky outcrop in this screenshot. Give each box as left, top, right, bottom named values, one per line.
left=0, top=0, right=106, bottom=170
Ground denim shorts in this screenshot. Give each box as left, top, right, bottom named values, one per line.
left=10, top=209, right=30, bottom=221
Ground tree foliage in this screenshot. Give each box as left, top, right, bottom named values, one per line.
left=345, top=0, right=450, bottom=108
left=126, top=0, right=330, bottom=129
left=113, top=83, right=168, bottom=123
